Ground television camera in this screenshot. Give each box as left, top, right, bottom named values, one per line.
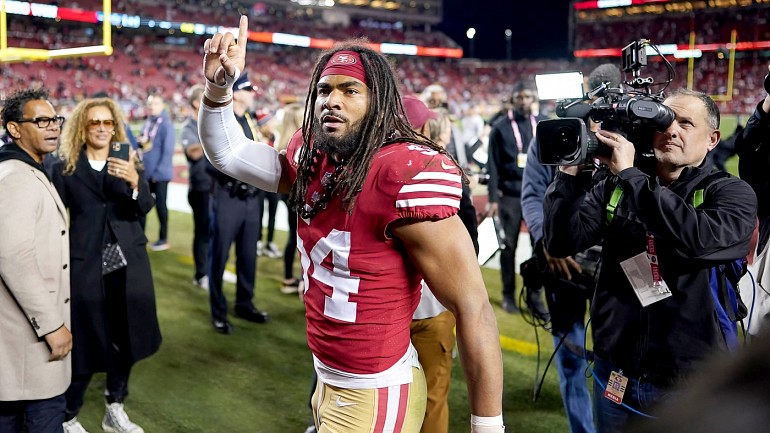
left=536, top=40, right=677, bottom=166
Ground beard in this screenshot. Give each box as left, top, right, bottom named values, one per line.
left=312, top=119, right=364, bottom=160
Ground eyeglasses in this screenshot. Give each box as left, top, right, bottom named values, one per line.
left=15, top=116, right=65, bottom=129
left=87, top=119, right=116, bottom=129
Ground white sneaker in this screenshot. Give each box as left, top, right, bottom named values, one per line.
left=149, top=240, right=170, bottom=251
left=256, top=240, right=264, bottom=256
left=102, top=403, right=144, bottom=433
left=193, top=275, right=209, bottom=291
left=265, top=242, right=282, bottom=258
left=63, top=417, right=90, bottom=433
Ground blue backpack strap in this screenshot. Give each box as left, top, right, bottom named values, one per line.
left=693, top=171, right=748, bottom=350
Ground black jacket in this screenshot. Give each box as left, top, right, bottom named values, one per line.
left=736, top=101, right=770, bottom=251
left=47, top=153, right=161, bottom=375
left=544, top=161, right=756, bottom=385
left=487, top=112, right=545, bottom=200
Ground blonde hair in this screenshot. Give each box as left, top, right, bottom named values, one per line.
left=426, top=108, right=452, bottom=148
left=59, top=98, right=130, bottom=174
left=275, top=103, right=304, bottom=152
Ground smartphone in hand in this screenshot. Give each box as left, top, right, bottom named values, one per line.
left=108, top=142, right=130, bottom=161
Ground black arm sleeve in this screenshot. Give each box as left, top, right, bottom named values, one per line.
left=736, top=102, right=770, bottom=220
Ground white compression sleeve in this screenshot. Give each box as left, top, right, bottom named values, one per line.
left=198, top=102, right=282, bottom=192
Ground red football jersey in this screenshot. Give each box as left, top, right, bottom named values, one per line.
left=287, top=131, right=462, bottom=375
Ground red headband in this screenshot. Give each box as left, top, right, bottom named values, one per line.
left=320, top=51, right=368, bottom=86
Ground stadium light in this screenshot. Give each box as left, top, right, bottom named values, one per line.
left=1, top=0, right=462, bottom=59
left=466, top=27, right=475, bottom=58
left=505, top=28, right=512, bottom=60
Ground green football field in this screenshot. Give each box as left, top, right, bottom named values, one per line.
left=70, top=209, right=572, bottom=432
left=74, top=114, right=744, bottom=432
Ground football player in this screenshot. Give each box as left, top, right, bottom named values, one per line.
left=197, top=16, right=505, bottom=433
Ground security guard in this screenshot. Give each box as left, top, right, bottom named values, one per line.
left=207, top=72, right=269, bottom=334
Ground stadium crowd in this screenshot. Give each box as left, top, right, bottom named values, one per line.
left=4, top=2, right=770, bottom=119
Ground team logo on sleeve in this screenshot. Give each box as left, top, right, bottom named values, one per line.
left=406, top=144, right=438, bottom=156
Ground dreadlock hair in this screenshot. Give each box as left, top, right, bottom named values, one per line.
left=1, top=87, right=50, bottom=131
left=289, top=39, right=461, bottom=213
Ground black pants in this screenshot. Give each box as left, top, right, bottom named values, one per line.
left=65, top=268, right=134, bottom=420
left=281, top=195, right=298, bottom=280
left=149, top=180, right=169, bottom=241
left=208, top=185, right=263, bottom=322
left=259, top=191, right=279, bottom=244
left=0, top=395, right=66, bottom=433
left=64, top=363, right=131, bottom=421
left=188, top=189, right=211, bottom=280
left=499, top=194, right=531, bottom=299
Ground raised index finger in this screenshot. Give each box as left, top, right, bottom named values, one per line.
left=238, top=15, right=248, bottom=51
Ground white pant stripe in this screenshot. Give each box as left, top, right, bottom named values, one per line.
left=382, top=384, right=402, bottom=433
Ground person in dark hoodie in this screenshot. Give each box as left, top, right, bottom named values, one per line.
left=0, top=87, right=72, bottom=433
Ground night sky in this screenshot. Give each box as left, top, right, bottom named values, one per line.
left=438, top=0, right=574, bottom=60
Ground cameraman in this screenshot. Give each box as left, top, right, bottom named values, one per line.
left=520, top=63, right=623, bottom=433
left=543, top=88, right=757, bottom=433
left=735, top=64, right=770, bottom=333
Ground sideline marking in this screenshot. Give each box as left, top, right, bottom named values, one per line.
left=500, top=335, right=539, bottom=356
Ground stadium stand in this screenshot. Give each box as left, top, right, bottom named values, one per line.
left=2, top=1, right=769, bottom=120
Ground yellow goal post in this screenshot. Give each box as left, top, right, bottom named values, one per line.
left=0, top=0, right=112, bottom=63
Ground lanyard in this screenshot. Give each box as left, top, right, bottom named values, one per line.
left=143, top=116, right=162, bottom=143
left=645, top=232, right=663, bottom=288
left=508, top=110, right=537, bottom=153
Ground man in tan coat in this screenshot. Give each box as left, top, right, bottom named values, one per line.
left=0, top=88, right=72, bottom=432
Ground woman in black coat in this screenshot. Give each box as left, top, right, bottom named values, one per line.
left=48, top=97, right=161, bottom=433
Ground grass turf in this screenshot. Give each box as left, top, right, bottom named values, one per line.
left=98, top=112, right=749, bottom=431
left=69, top=209, right=573, bottom=432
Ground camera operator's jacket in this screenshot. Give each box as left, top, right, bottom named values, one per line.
left=737, top=100, right=770, bottom=251
left=543, top=161, right=756, bottom=386
left=736, top=100, right=770, bottom=334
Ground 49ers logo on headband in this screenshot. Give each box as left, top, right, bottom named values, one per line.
left=332, top=53, right=357, bottom=65
left=320, top=50, right=368, bottom=86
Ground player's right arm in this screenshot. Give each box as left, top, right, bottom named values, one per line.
left=198, top=15, right=292, bottom=194
left=391, top=215, right=505, bottom=432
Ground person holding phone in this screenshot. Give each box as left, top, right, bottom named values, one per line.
left=46, top=98, right=161, bottom=433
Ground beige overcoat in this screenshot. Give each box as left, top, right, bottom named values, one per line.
left=0, top=159, right=71, bottom=401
